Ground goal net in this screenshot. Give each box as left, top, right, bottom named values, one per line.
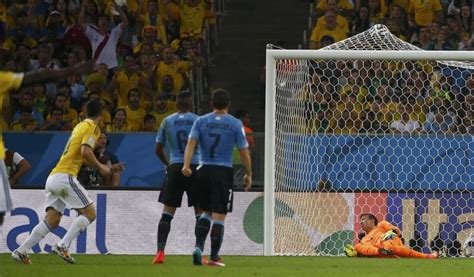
left=264, top=25, right=474, bottom=257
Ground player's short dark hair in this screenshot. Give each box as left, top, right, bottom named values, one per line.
left=360, top=213, right=378, bottom=225
left=211, top=89, right=230, bottom=109
left=176, top=92, right=192, bottom=111
left=87, top=99, right=103, bottom=118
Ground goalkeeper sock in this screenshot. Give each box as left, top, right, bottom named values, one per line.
left=58, top=215, right=90, bottom=248
left=157, top=212, right=174, bottom=252
left=17, top=220, right=54, bottom=253
left=195, top=214, right=211, bottom=251
left=210, top=220, right=224, bottom=260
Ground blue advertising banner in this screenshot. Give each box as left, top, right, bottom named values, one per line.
left=282, top=134, right=473, bottom=191
left=386, top=192, right=473, bottom=253
left=4, top=132, right=166, bottom=188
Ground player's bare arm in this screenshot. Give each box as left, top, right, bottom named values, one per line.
left=238, top=148, right=252, bottom=191
left=155, top=143, right=170, bottom=168
left=182, top=138, right=197, bottom=177
left=22, top=61, right=94, bottom=87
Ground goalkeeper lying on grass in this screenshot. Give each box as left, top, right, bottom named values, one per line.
left=345, top=213, right=439, bottom=258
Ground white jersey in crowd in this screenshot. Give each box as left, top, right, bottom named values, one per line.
left=85, top=24, right=123, bottom=69
left=390, top=120, right=421, bottom=133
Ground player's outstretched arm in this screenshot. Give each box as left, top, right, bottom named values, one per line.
left=238, top=148, right=252, bottom=191
left=182, top=138, right=197, bottom=177
left=21, top=61, right=94, bottom=87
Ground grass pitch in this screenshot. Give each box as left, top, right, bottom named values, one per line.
left=1, top=254, right=473, bottom=277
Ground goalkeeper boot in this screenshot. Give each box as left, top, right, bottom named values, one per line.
left=52, top=244, right=76, bottom=264
left=11, top=250, right=32, bottom=264
left=344, top=244, right=357, bottom=257
left=152, top=250, right=165, bottom=264
left=193, top=247, right=203, bottom=265
left=208, top=257, right=225, bottom=267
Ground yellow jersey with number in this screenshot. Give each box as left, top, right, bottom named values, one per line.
left=0, top=72, right=24, bottom=160
left=51, top=119, right=101, bottom=176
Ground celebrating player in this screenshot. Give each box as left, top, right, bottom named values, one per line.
left=0, top=62, right=93, bottom=242
left=152, top=92, right=201, bottom=264
left=345, top=213, right=439, bottom=258
left=182, top=89, right=252, bottom=267
left=12, top=99, right=124, bottom=265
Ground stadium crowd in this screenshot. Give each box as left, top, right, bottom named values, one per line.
left=302, top=0, right=473, bottom=135
left=0, top=0, right=216, bottom=133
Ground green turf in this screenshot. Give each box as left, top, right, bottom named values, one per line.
left=1, top=253, right=473, bottom=277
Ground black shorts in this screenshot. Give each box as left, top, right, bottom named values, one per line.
left=196, top=165, right=233, bottom=214
left=158, top=163, right=197, bottom=207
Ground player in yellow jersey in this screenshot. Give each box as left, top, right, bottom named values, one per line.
left=12, top=100, right=124, bottom=265
left=0, top=62, right=93, bottom=247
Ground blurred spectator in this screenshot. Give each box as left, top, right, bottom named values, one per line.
left=233, top=109, right=255, bottom=149
left=133, top=25, right=165, bottom=54
left=5, top=148, right=32, bottom=187
left=120, top=88, right=146, bottom=131
left=153, top=46, right=192, bottom=94
left=359, top=110, right=387, bottom=133
left=80, top=91, right=111, bottom=129
left=46, top=93, right=78, bottom=127
left=12, top=91, right=44, bottom=125
left=150, top=94, right=177, bottom=128
left=32, top=83, right=48, bottom=116
left=29, top=43, right=60, bottom=71
left=412, top=27, right=433, bottom=49
left=310, top=10, right=348, bottom=49
left=408, top=0, right=443, bottom=29
left=390, top=106, right=421, bottom=134
left=387, top=4, right=409, bottom=37
left=160, top=74, right=180, bottom=100
left=107, top=108, right=131, bottom=132
left=85, top=73, right=114, bottom=111
left=40, top=107, right=72, bottom=131
left=78, top=0, right=129, bottom=69
left=78, top=132, right=121, bottom=187
left=352, top=6, right=371, bottom=35
left=320, top=35, right=336, bottom=48
left=423, top=106, right=452, bottom=133
left=137, top=0, right=168, bottom=45
left=10, top=108, right=38, bottom=131
left=315, top=0, right=354, bottom=19
left=110, top=54, right=140, bottom=108
left=142, top=114, right=157, bottom=132
left=314, top=0, right=350, bottom=34
left=179, top=0, right=215, bottom=39
left=327, top=109, right=358, bottom=134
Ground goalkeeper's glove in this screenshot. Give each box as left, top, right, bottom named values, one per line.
left=382, top=230, right=398, bottom=241
left=344, top=244, right=358, bottom=257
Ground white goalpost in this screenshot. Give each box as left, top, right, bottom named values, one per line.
left=264, top=25, right=474, bottom=256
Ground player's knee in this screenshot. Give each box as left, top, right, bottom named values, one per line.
left=45, top=209, right=62, bottom=228
left=81, top=206, right=97, bottom=223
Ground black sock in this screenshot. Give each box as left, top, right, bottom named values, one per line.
left=157, top=213, right=173, bottom=252
left=0, top=212, right=4, bottom=225
left=195, top=216, right=211, bottom=251
left=210, top=221, right=224, bottom=260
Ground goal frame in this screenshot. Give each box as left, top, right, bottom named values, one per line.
left=263, top=48, right=474, bottom=256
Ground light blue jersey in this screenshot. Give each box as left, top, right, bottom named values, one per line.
left=156, top=112, right=200, bottom=165
left=189, top=113, right=248, bottom=168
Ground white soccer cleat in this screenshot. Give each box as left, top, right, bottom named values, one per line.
left=52, top=244, right=76, bottom=264
left=11, top=249, right=32, bottom=264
